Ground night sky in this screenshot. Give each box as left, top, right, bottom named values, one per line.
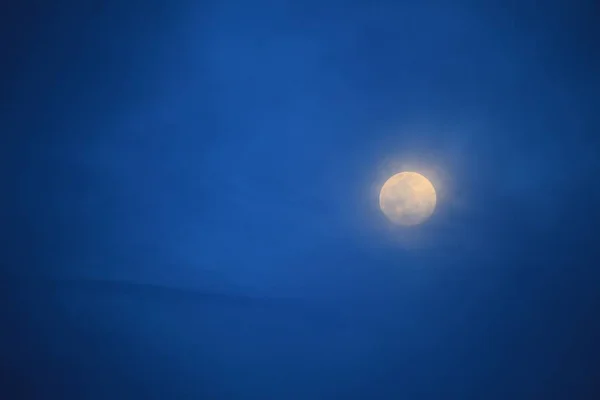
left=2, top=0, right=599, bottom=398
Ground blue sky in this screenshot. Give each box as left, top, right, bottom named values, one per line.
left=3, top=0, right=599, bottom=398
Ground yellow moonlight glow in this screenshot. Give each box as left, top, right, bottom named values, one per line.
left=379, top=172, right=437, bottom=226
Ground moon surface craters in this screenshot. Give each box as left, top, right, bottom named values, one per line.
left=379, top=172, right=437, bottom=226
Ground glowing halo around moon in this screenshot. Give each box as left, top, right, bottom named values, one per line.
left=379, top=171, right=437, bottom=226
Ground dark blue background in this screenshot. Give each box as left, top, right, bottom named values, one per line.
left=2, top=0, right=599, bottom=398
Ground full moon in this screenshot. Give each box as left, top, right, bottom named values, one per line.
left=379, top=171, right=437, bottom=226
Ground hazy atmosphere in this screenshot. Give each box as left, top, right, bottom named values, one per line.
left=2, top=0, right=599, bottom=398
